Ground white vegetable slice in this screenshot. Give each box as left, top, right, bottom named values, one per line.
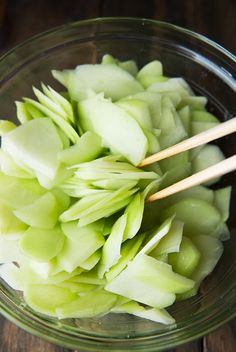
left=56, top=289, right=118, bottom=319
left=213, top=186, right=231, bottom=222
left=19, top=226, right=65, bottom=262
left=0, top=172, right=45, bottom=209
left=58, top=222, right=104, bottom=272
left=0, top=237, right=23, bottom=263
left=14, top=192, right=59, bottom=229
left=54, top=64, right=143, bottom=101
left=0, top=203, right=27, bottom=238
left=0, top=263, right=23, bottom=290
left=24, top=284, right=77, bottom=316
left=2, top=118, right=63, bottom=180
left=0, top=149, right=34, bottom=178
left=113, top=301, right=175, bottom=325
left=78, top=94, right=148, bottom=165
left=98, top=214, right=127, bottom=278
left=105, top=258, right=176, bottom=308
left=58, top=131, right=103, bottom=165
left=123, top=193, right=144, bottom=240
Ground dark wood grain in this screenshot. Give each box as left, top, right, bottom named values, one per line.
left=0, top=0, right=235, bottom=351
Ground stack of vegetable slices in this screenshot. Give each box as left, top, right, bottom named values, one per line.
left=0, top=54, right=231, bottom=325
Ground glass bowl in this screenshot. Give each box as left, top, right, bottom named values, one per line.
left=0, top=17, right=235, bottom=352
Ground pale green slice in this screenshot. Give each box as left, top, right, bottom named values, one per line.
left=116, top=99, right=152, bottom=130
left=0, top=203, right=27, bottom=238
left=14, top=192, right=58, bottom=229
left=191, top=235, right=223, bottom=283
left=0, top=172, right=45, bottom=209
left=58, top=131, right=103, bottom=165
left=191, top=144, right=225, bottom=185
left=98, top=214, right=127, bottom=278
left=20, top=226, right=65, bottom=262
left=0, top=238, right=23, bottom=263
left=78, top=94, right=148, bottom=165
left=60, top=64, right=143, bottom=101
left=105, top=233, right=145, bottom=282
left=15, top=101, right=32, bottom=123
left=168, top=236, right=200, bottom=277
left=0, top=262, right=23, bottom=290
left=2, top=118, right=63, bottom=179
left=150, top=220, right=184, bottom=257
left=213, top=186, right=231, bottom=222
left=133, top=254, right=195, bottom=293
left=56, top=289, right=117, bottom=319
left=105, top=258, right=176, bottom=308
left=161, top=198, right=221, bottom=236
left=123, top=192, right=144, bottom=240
left=58, top=222, right=104, bottom=272
left=0, top=149, right=34, bottom=178
left=0, top=120, right=16, bottom=135
left=24, top=284, right=77, bottom=316
left=113, top=301, right=175, bottom=325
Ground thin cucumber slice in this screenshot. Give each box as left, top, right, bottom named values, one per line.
left=161, top=198, right=221, bottom=236
left=178, top=96, right=207, bottom=110
left=58, top=131, right=103, bottom=165
left=123, top=192, right=144, bottom=240
left=191, top=235, right=223, bottom=283
left=213, top=186, right=232, bottom=222
left=150, top=220, right=184, bottom=257
left=191, top=110, right=220, bottom=123
left=178, top=106, right=191, bottom=134
left=105, top=233, right=145, bottom=282
left=168, top=236, right=200, bottom=277
left=133, top=254, right=195, bottom=293
left=80, top=250, right=101, bottom=271
left=14, top=192, right=58, bottom=229
left=191, top=144, right=225, bottom=185
left=56, top=289, right=117, bottom=319
left=0, top=120, right=16, bottom=135
left=24, top=98, right=79, bottom=144
left=58, top=222, right=104, bottom=272
left=41, top=84, right=75, bottom=123
left=126, top=91, right=162, bottom=127
left=0, top=203, right=27, bottom=238
left=0, top=150, right=34, bottom=179
left=0, top=262, right=23, bottom=290
left=98, top=214, right=127, bottom=278
left=0, top=172, right=45, bottom=209
left=24, top=284, right=77, bottom=316
left=67, top=64, right=143, bottom=101
left=15, top=101, right=32, bottom=124
left=20, top=226, right=65, bottom=262
left=78, top=94, right=148, bottom=165
left=105, top=261, right=176, bottom=308
left=2, top=118, right=63, bottom=179
left=137, top=217, right=174, bottom=257
left=191, top=121, right=219, bottom=136
left=116, top=99, right=152, bottom=131
left=113, top=301, right=175, bottom=325
left=0, top=238, right=23, bottom=263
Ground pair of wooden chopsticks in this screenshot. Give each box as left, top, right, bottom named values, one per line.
left=138, top=117, right=236, bottom=203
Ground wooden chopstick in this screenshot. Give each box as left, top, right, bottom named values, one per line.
left=139, top=117, right=236, bottom=167
left=146, top=155, right=236, bottom=203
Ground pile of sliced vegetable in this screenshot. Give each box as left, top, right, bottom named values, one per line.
left=0, top=54, right=231, bottom=325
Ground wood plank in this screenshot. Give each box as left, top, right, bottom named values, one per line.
left=0, top=318, right=72, bottom=352
left=203, top=320, right=236, bottom=352
left=0, top=0, right=101, bottom=54
left=100, top=0, right=155, bottom=18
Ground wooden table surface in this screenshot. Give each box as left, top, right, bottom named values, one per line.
left=0, top=0, right=235, bottom=351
